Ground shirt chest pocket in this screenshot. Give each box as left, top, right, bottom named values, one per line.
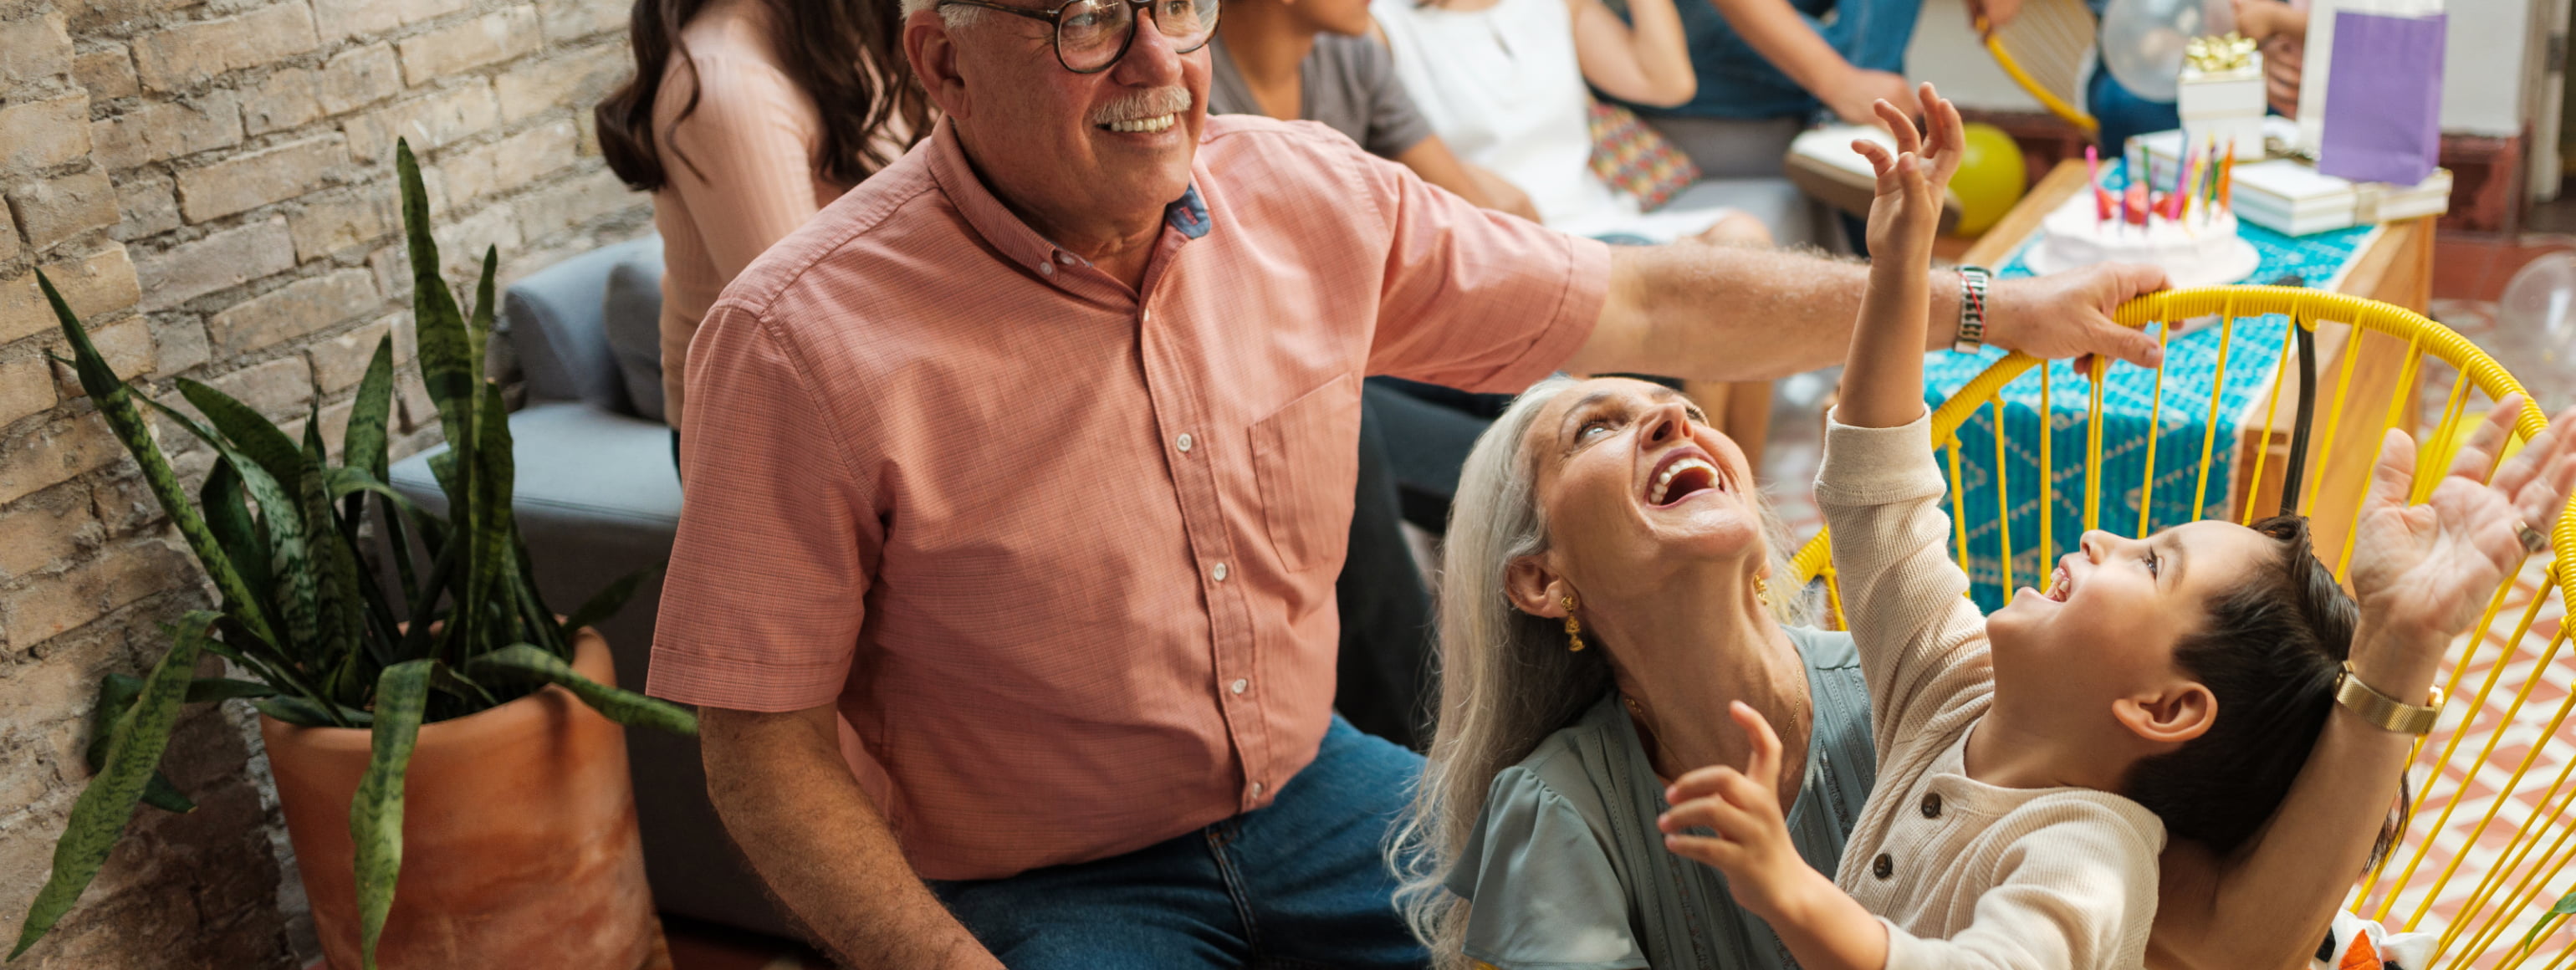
left=1249, top=374, right=1360, bottom=574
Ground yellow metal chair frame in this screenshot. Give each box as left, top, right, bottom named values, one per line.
left=1979, top=0, right=2101, bottom=135
left=1789, top=285, right=2576, bottom=965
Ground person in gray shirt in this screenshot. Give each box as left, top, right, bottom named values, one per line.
left=1206, top=0, right=1537, bottom=221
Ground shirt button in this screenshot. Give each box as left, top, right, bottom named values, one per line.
left=1873, top=853, right=1894, bottom=880
left=1230, top=677, right=1248, bottom=695
left=1176, top=433, right=1193, bottom=452
left=1056, top=252, right=1079, bottom=265
left=1920, top=793, right=1942, bottom=819
left=1250, top=782, right=1265, bottom=799
left=1038, top=261, right=1055, bottom=276
left=1212, top=562, right=1229, bottom=581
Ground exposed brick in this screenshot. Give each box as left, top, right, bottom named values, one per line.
left=132, top=3, right=317, bottom=93
left=536, top=0, right=621, bottom=43
left=0, top=537, right=194, bottom=648
left=112, top=172, right=180, bottom=241
left=0, top=95, right=93, bottom=175
left=90, top=91, right=242, bottom=170
left=314, top=42, right=397, bottom=115
left=202, top=354, right=309, bottom=419
left=0, top=245, right=143, bottom=344
left=0, top=13, right=74, bottom=85
left=8, top=170, right=120, bottom=253
left=175, top=135, right=345, bottom=223
left=494, top=42, right=624, bottom=123
left=149, top=317, right=212, bottom=375
left=342, top=82, right=498, bottom=163
left=54, top=319, right=157, bottom=398
left=0, top=355, right=58, bottom=429
left=395, top=7, right=539, bottom=86
left=133, top=217, right=292, bottom=312
left=0, top=412, right=123, bottom=508
left=515, top=168, right=634, bottom=242
left=239, top=67, right=319, bottom=135
left=205, top=268, right=375, bottom=355
left=311, top=0, right=466, bottom=43
left=432, top=200, right=519, bottom=279
left=72, top=43, right=138, bottom=100
left=63, top=0, right=200, bottom=33
left=0, top=206, right=18, bottom=263
left=286, top=188, right=391, bottom=262
left=0, top=484, right=97, bottom=579
left=442, top=120, right=578, bottom=205
left=307, top=314, right=399, bottom=391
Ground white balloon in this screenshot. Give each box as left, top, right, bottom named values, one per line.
left=2099, top=0, right=2236, bottom=103
left=2494, top=253, right=2576, bottom=413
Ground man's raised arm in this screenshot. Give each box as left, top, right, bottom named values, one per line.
left=700, top=704, right=1004, bottom=970
left=1565, top=243, right=2169, bottom=381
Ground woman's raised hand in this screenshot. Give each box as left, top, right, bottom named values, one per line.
left=2348, top=396, right=2576, bottom=641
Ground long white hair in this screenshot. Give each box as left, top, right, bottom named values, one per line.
left=1384, top=376, right=1810, bottom=968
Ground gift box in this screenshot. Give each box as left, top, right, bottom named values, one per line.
left=2177, top=34, right=2267, bottom=161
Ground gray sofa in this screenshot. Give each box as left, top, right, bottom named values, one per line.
left=386, top=237, right=795, bottom=939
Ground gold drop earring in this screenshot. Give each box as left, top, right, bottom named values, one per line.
left=1755, top=576, right=1773, bottom=609
left=1562, top=595, right=1586, bottom=651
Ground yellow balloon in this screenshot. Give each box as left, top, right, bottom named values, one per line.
left=1950, top=123, right=2028, bottom=237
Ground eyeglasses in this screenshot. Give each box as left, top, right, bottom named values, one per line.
left=937, top=0, right=1221, bottom=74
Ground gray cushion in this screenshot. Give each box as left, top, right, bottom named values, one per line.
left=504, top=237, right=661, bottom=411
left=603, top=252, right=667, bottom=424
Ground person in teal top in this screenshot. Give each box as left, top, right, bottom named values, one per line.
left=1388, top=375, right=1877, bottom=969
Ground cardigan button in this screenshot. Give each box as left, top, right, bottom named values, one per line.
left=1873, top=853, right=1894, bottom=880
left=1920, top=793, right=1943, bottom=819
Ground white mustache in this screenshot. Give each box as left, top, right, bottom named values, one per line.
left=1090, top=87, right=1192, bottom=125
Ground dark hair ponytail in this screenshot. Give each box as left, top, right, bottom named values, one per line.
left=595, top=0, right=933, bottom=192
left=2122, top=516, right=2410, bottom=869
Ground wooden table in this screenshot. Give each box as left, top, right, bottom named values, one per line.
left=1959, top=160, right=2437, bottom=559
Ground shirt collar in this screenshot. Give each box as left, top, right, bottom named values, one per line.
left=923, top=117, right=1213, bottom=283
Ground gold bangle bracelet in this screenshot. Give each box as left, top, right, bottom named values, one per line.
left=2333, top=661, right=2445, bottom=736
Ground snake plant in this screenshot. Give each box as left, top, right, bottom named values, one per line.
left=8, top=139, right=695, bottom=970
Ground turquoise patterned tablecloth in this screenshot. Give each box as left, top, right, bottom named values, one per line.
left=1929, top=171, right=2381, bottom=611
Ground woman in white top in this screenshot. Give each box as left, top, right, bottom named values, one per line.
left=1371, top=0, right=1766, bottom=246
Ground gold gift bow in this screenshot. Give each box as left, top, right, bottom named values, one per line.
left=2184, top=32, right=2259, bottom=74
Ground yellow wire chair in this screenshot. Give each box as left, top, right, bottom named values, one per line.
left=1788, top=285, right=2576, bottom=966
left=1980, top=0, right=2101, bottom=135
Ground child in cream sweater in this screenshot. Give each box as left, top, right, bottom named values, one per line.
left=1654, top=84, right=2522, bottom=969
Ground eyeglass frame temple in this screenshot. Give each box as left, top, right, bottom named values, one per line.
left=930, top=0, right=1218, bottom=74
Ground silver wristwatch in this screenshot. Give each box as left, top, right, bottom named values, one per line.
left=1952, top=265, right=1991, bottom=355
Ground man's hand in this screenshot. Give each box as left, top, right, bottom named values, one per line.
left=1826, top=68, right=1921, bottom=126
left=1968, top=0, right=2025, bottom=30
left=1659, top=702, right=1809, bottom=918
left=1464, top=162, right=1542, bottom=223
left=1851, top=84, right=1960, bottom=272
left=2349, top=397, right=2576, bottom=641
left=2231, top=0, right=2308, bottom=115
left=1982, top=262, right=2170, bottom=370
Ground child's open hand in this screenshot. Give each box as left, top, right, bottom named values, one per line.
left=1850, top=82, right=1963, bottom=268
left=2350, top=396, right=2576, bottom=641
left=1659, top=702, right=1807, bottom=921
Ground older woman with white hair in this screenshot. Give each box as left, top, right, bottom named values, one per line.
left=1388, top=374, right=1874, bottom=969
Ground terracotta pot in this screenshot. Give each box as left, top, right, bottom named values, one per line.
left=262, top=630, right=656, bottom=970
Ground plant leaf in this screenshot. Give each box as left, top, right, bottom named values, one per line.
left=2517, top=889, right=2576, bottom=953
left=301, top=436, right=369, bottom=697
left=174, top=377, right=303, bottom=494
left=344, top=336, right=396, bottom=482
left=254, top=696, right=372, bottom=728
left=9, top=613, right=208, bottom=959
left=142, top=397, right=320, bottom=673
left=350, top=659, right=431, bottom=970
left=452, top=382, right=516, bottom=662
left=560, top=564, right=662, bottom=645
left=42, top=273, right=279, bottom=651
left=79, top=674, right=196, bottom=814
left=198, top=459, right=274, bottom=614
left=397, top=140, right=475, bottom=484
left=465, top=645, right=698, bottom=735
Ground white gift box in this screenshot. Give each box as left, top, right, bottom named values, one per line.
left=2178, top=54, right=2267, bottom=161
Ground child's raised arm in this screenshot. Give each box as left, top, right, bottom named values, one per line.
left=1837, top=84, right=1964, bottom=431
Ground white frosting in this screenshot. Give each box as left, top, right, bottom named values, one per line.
left=2030, top=191, right=2258, bottom=288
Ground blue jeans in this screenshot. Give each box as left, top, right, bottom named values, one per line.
left=929, top=717, right=1430, bottom=969
left=2088, top=67, right=2182, bottom=156
left=1642, top=0, right=1922, bottom=120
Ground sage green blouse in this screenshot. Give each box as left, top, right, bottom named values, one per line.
left=1444, top=625, right=1878, bottom=970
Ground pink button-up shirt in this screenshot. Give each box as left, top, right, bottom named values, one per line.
left=649, top=114, right=1609, bottom=880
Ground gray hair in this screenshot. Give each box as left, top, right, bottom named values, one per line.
left=1385, top=376, right=1811, bottom=969
left=900, top=0, right=979, bottom=27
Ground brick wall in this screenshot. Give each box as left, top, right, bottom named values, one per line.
left=0, top=0, right=650, bottom=957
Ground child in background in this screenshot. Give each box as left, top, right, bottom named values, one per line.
left=1657, top=83, right=2559, bottom=968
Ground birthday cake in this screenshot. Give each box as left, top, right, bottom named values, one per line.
left=2022, top=154, right=2262, bottom=288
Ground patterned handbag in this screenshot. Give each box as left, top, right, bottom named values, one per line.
left=1587, top=101, right=1700, bottom=211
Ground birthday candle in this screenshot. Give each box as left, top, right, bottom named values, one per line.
left=2088, top=146, right=2111, bottom=222
left=2219, top=141, right=2236, bottom=208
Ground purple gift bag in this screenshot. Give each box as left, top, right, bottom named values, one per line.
left=2316, top=9, right=2446, bottom=186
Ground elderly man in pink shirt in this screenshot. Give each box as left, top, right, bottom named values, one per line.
left=644, top=0, right=2167, bottom=962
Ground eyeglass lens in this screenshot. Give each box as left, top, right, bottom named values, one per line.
left=1057, top=0, right=1219, bottom=70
